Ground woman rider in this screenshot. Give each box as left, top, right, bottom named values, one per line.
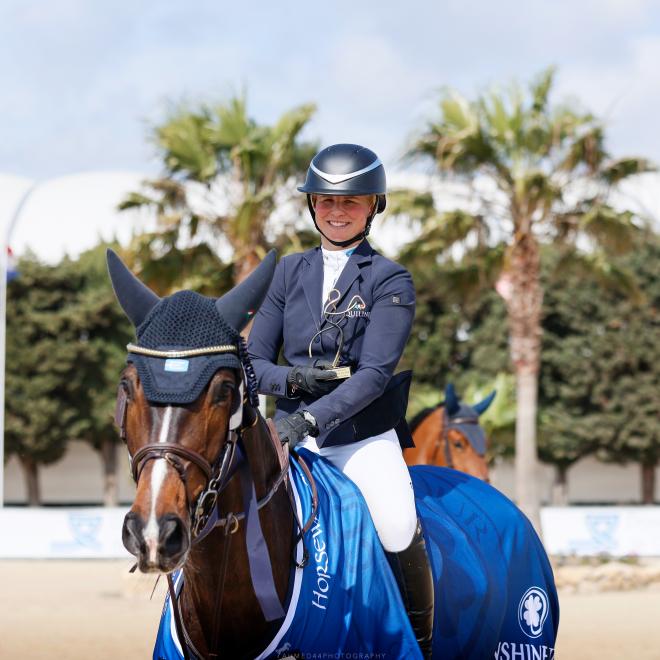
left=247, top=144, right=433, bottom=656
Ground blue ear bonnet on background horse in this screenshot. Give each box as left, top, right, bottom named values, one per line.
left=443, top=382, right=496, bottom=456
left=107, top=249, right=559, bottom=660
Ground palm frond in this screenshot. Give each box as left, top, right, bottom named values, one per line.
left=552, top=249, right=642, bottom=302
left=514, top=170, right=560, bottom=219
left=156, top=111, right=217, bottom=182
left=579, top=204, right=642, bottom=255
left=599, top=157, right=657, bottom=186
left=529, top=66, right=556, bottom=115
left=117, top=191, right=156, bottom=211
left=212, top=95, right=253, bottom=150
left=406, top=210, right=486, bottom=258
left=384, top=189, right=436, bottom=222
left=148, top=178, right=188, bottom=208
left=411, top=91, right=505, bottom=179
left=556, top=123, right=606, bottom=174
left=434, top=245, right=505, bottom=303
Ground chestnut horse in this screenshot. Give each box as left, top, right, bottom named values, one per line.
left=405, top=384, right=495, bottom=481
left=108, top=250, right=559, bottom=659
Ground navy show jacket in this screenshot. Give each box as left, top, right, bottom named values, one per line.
left=247, top=239, right=416, bottom=447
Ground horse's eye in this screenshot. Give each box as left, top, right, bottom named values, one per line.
left=212, top=381, right=235, bottom=404
left=120, top=378, right=133, bottom=400
left=453, top=441, right=464, bottom=450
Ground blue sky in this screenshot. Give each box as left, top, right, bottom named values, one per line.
left=2, top=0, right=660, bottom=180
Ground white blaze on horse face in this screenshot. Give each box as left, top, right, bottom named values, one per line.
left=144, top=406, right=173, bottom=564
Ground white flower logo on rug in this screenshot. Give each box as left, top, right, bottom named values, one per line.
left=518, top=586, right=549, bottom=638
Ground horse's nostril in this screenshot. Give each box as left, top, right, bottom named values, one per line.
left=122, top=512, right=144, bottom=555
left=159, top=515, right=188, bottom=558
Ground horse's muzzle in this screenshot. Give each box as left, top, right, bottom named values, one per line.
left=122, top=511, right=191, bottom=573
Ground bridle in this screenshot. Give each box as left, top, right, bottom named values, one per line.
left=115, top=375, right=240, bottom=534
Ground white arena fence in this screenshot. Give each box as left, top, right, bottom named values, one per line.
left=541, top=506, right=660, bottom=557
left=0, top=507, right=130, bottom=558
left=0, top=506, right=659, bottom=558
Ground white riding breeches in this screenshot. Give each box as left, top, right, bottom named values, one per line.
left=297, top=428, right=418, bottom=552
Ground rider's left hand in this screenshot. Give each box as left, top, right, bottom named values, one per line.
left=275, top=411, right=319, bottom=449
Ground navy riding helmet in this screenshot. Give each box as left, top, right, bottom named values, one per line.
left=298, top=143, right=386, bottom=247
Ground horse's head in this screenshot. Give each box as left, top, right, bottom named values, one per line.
left=406, top=383, right=495, bottom=481
left=107, top=249, right=275, bottom=573
left=442, top=383, right=495, bottom=480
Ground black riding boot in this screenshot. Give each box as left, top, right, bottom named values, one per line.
left=386, top=520, right=435, bottom=659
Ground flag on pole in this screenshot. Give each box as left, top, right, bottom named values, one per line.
left=6, top=246, right=18, bottom=282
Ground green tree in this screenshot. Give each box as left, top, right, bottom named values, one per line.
left=398, top=68, right=654, bottom=528
left=538, top=252, right=614, bottom=503
left=5, top=256, right=90, bottom=504
left=539, top=238, right=660, bottom=503
left=69, top=244, right=133, bottom=505
left=120, top=95, right=317, bottom=286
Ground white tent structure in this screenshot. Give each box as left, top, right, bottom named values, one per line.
left=0, top=171, right=154, bottom=505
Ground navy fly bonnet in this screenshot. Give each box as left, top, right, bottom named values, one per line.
left=129, top=290, right=243, bottom=404
left=107, top=249, right=277, bottom=406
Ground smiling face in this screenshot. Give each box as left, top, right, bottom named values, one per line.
left=312, top=194, right=376, bottom=250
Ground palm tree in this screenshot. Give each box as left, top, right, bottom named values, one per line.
left=396, top=68, right=654, bottom=530
left=120, top=95, right=317, bottom=286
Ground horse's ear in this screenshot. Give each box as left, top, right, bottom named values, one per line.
left=444, top=383, right=460, bottom=415
left=216, top=250, right=277, bottom=333
left=106, top=248, right=160, bottom=327
left=473, top=390, right=497, bottom=416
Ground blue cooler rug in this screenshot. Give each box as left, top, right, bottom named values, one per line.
left=154, top=452, right=558, bottom=659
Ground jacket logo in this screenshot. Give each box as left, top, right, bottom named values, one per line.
left=344, top=295, right=370, bottom=318
left=324, top=293, right=370, bottom=320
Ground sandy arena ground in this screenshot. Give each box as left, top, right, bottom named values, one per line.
left=1, top=560, right=659, bottom=659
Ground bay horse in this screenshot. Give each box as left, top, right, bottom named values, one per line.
left=405, top=384, right=495, bottom=481
left=107, top=249, right=558, bottom=659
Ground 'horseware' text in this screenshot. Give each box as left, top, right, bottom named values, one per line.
left=310, top=517, right=332, bottom=610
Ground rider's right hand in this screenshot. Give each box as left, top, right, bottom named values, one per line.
left=287, top=364, right=340, bottom=397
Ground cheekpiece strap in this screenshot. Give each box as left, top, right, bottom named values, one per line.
left=114, top=385, right=128, bottom=440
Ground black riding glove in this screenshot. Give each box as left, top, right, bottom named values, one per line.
left=275, top=411, right=319, bottom=449
left=287, top=362, right=340, bottom=398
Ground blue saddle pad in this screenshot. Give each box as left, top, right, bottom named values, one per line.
left=154, top=456, right=558, bottom=659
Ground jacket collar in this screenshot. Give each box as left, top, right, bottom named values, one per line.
left=301, top=240, right=373, bottom=326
